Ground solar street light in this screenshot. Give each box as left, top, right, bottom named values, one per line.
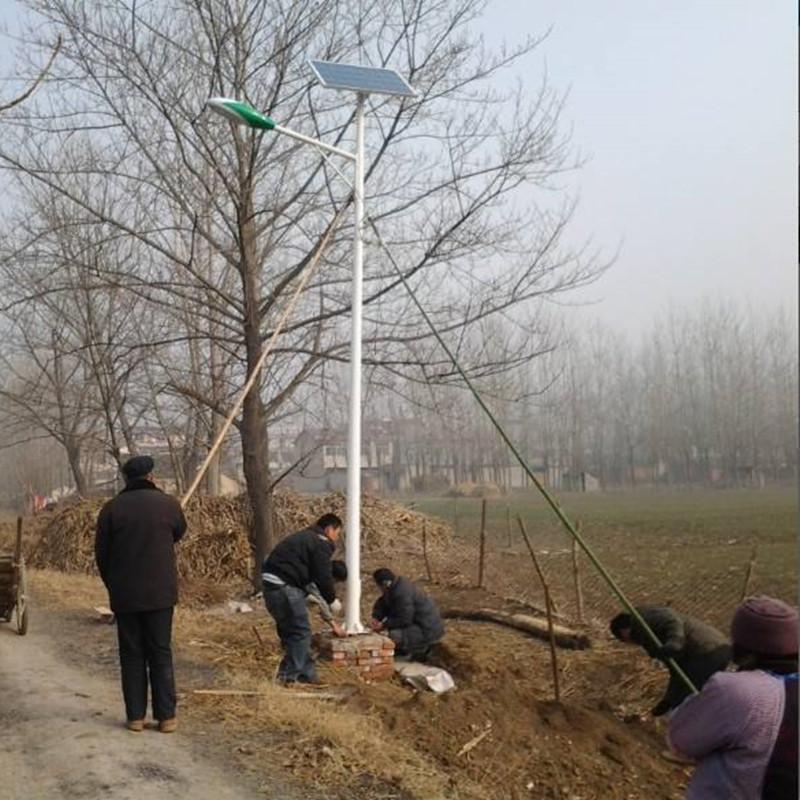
left=207, top=62, right=415, bottom=633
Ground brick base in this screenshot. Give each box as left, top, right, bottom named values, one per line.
left=315, top=631, right=395, bottom=682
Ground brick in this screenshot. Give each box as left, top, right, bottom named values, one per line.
left=364, top=664, right=395, bottom=681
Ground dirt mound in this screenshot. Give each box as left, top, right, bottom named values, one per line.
left=27, top=490, right=451, bottom=583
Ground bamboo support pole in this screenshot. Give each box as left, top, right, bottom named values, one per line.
left=572, top=525, right=585, bottom=622
left=368, top=212, right=698, bottom=697
left=517, top=516, right=560, bottom=702
left=180, top=207, right=346, bottom=509
left=477, top=498, right=487, bottom=588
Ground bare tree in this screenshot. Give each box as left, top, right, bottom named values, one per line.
left=1, top=0, right=602, bottom=583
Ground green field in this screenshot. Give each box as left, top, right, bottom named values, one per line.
left=402, top=487, right=797, bottom=627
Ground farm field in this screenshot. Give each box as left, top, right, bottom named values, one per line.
left=401, top=487, right=798, bottom=629
left=1, top=486, right=796, bottom=799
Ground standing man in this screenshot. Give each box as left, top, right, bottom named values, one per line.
left=370, top=568, right=445, bottom=661
left=261, top=513, right=343, bottom=685
left=95, top=455, right=187, bottom=733
left=610, top=605, right=731, bottom=716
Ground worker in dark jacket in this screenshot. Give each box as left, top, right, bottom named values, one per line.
left=610, top=605, right=731, bottom=716
left=95, top=455, right=187, bottom=733
left=261, top=514, right=343, bottom=684
left=369, top=568, right=445, bottom=660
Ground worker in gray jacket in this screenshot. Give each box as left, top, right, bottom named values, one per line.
left=610, top=605, right=731, bottom=716
left=369, top=568, right=444, bottom=660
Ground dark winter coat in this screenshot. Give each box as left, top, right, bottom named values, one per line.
left=261, top=526, right=336, bottom=603
left=629, top=606, right=729, bottom=661
left=372, top=576, right=444, bottom=640
left=95, top=479, right=187, bottom=613
left=629, top=605, right=731, bottom=716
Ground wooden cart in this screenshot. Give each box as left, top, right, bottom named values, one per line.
left=0, top=518, right=28, bottom=635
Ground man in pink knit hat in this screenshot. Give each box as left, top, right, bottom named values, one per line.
left=668, top=596, right=798, bottom=799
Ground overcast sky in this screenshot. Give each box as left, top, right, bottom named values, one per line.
left=1, top=1, right=796, bottom=334
left=483, top=0, right=798, bottom=332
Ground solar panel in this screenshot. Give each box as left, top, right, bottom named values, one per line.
left=309, top=60, right=416, bottom=98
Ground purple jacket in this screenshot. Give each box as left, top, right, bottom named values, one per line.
left=668, top=670, right=786, bottom=799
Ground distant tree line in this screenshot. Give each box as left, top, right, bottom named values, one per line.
left=367, top=302, right=797, bottom=489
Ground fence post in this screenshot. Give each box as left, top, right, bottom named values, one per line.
left=422, top=519, right=433, bottom=582
left=740, top=545, right=758, bottom=602
left=477, top=498, right=488, bottom=588
left=517, top=515, right=560, bottom=702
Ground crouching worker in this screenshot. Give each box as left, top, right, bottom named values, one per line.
left=668, top=596, right=798, bottom=800
left=610, top=605, right=730, bottom=716
left=369, top=569, right=444, bottom=661
left=261, top=514, right=343, bottom=685
left=306, top=559, right=347, bottom=638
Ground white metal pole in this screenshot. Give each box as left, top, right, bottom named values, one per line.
left=345, top=93, right=366, bottom=633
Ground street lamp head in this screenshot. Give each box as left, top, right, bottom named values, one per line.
left=206, top=97, right=275, bottom=130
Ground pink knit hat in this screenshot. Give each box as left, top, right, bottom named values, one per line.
left=731, top=596, right=799, bottom=656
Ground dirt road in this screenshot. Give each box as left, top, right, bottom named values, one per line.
left=0, top=607, right=275, bottom=800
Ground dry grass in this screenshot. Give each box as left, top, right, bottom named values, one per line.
left=28, top=568, right=455, bottom=799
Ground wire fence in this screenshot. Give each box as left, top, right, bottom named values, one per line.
left=411, top=496, right=796, bottom=633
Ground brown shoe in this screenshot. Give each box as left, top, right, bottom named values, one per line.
left=158, top=717, right=178, bottom=734
left=126, top=719, right=145, bottom=733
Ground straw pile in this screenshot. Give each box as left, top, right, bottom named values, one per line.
left=27, top=490, right=451, bottom=584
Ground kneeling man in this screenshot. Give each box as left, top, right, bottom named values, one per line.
left=369, top=568, right=444, bottom=660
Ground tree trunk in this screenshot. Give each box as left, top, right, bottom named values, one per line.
left=238, top=166, right=274, bottom=590
left=65, top=438, right=88, bottom=496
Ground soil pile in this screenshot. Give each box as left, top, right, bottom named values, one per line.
left=26, top=490, right=451, bottom=583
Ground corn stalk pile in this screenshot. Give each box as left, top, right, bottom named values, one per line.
left=25, top=490, right=451, bottom=583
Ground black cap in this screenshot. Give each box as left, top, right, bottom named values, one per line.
left=373, top=568, right=395, bottom=587
left=121, top=455, right=155, bottom=481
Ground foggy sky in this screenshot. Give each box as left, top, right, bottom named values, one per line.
left=1, top=1, right=796, bottom=334
left=482, top=0, right=798, bottom=333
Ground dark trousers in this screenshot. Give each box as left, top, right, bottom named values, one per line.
left=654, top=643, right=732, bottom=716
left=388, top=625, right=443, bottom=660
left=115, top=607, right=176, bottom=721
left=264, top=585, right=316, bottom=683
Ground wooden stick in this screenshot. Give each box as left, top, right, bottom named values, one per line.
left=193, top=688, right=341, bottom=700
left=506, top=504, right=512, bottom=549
left=740, top=544, right=758, bottom=602
left=422, top=519, right=433, bottom=582
left=517, top=516, right=561, bottom=702
left=477, top=498, right=488, bottom=588
left=14, top=517, right=22, bottom=565
left=456, top=723, right=492, bottom=757
left=572, top=528, right=585, bottom=623
left=252, top=625, right=266, bottom=651
left=181, top=206, right=347, bottom=508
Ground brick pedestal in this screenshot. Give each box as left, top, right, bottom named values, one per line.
left=316, top=631, right=395, bottom=682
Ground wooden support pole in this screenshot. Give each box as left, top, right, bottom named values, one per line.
left=422, top=519, right=433, bottom=582
left=477, top=498, right=487, bottom=588
left=572, top=524, right=585, bottom=623
left=506, top=504, right=512, bottom=549
left=740, top=545, right=758, bottom=602
left=517, top=515, right=560, bottom=702
left=180, top=206, right=346, bottom=509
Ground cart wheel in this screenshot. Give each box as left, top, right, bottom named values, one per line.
left=16, top=561, right=27, bottom=636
